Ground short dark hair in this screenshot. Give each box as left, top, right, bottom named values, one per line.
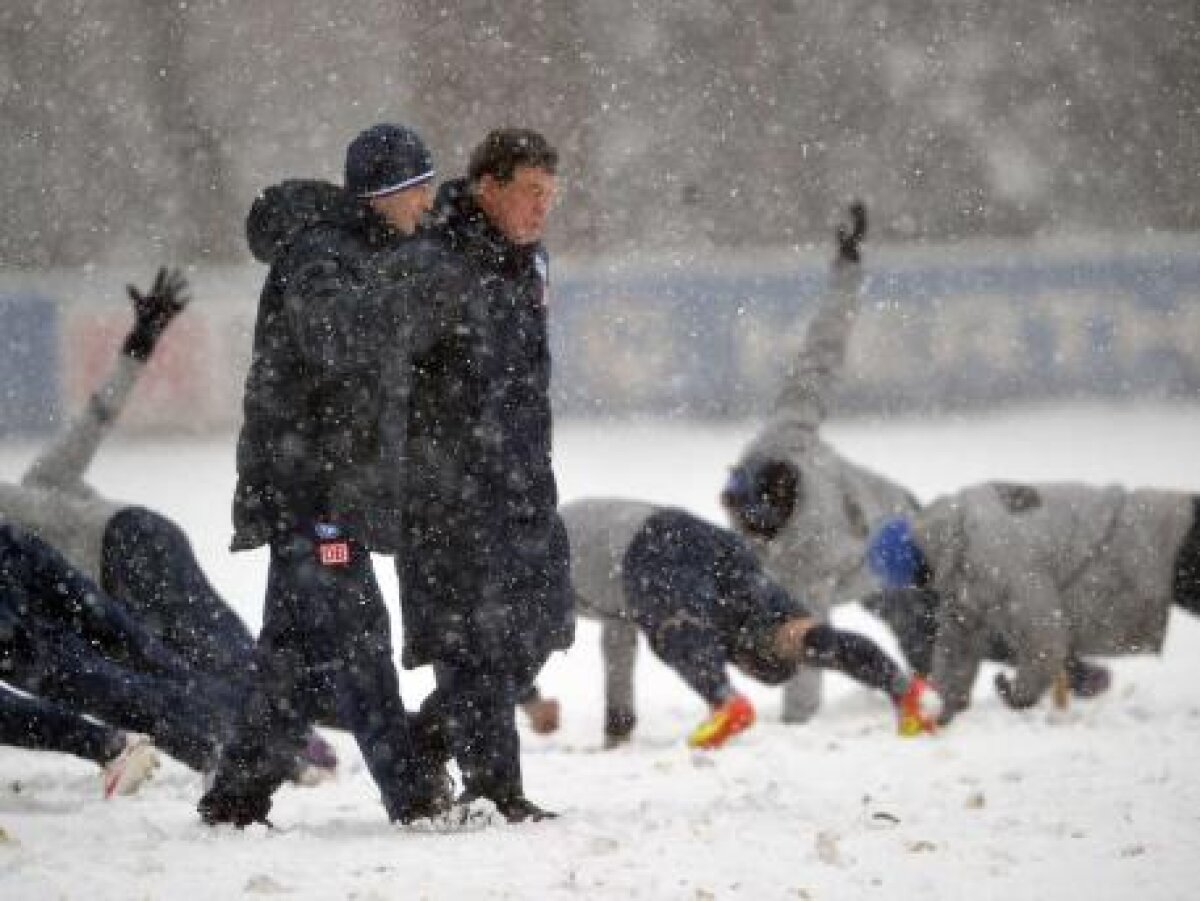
left=467, top=128, right=558, bottom=184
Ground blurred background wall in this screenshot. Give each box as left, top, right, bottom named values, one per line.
left=2, top=1, right=1198, bottom=432
left=2, top=233, right=1197, bottom=434
left=3, top=1, right=1197, bottom=265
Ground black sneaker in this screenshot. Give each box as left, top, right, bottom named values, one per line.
left=1065, top=658, right=1112, bottom=699
left=496, top=796, right=558, bottom=823
left=458, top=790, right=558, bottom=824
left=198, top=790, right=273, bottom=828
left=391, top=769, right=457, bottom=826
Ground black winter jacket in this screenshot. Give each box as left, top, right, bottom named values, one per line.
left=395, top=180, right=573, bottom=669
left=231, top=179, right=413, bottom=553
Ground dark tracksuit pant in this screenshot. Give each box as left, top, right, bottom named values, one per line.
left=622, top=511, right=910, bottom=708
left=623, top=511, right=803, bottom=707
left=412, top=654, right=543, bottom=805
left=203, top=528, right=427, bottom=822
left=0, top=681, right=122, bottom=765
left=0, top=525, right=234, bottom=771
left=404, top=515, right=570, bottom=807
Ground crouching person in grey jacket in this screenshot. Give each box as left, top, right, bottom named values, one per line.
left=534, top=499, right=942, bottom=749
left=866, top=482, right=1200, bottom=722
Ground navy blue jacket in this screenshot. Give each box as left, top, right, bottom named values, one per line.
left=232, top=180, right=414, bottom=552
left=396, top=180, right=573, bottom=670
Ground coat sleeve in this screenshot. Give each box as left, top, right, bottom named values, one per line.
left=770, top=259, right=864, bottom=429
left=21, top=354, right=144, bottom=492
left=282, top=254, right=387, bottom=379
left=370, top=250, right=461, bottom=529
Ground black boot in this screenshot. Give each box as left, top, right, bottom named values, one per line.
left=495, top=795, right=558, bottom=823
left=198, top=788, right=272, bottom=828
left=1065, top=657, right=1112, bottom=699
left=457, top=789, right=558, bottom=823
left=392, top=770, right=456, bottom=825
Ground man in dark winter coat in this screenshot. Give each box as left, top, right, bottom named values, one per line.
left=199, top=123, right=448, bottom=828
left=866, top=482, right=1200, bottom=721
left=394, top=129, right=573, bottom=823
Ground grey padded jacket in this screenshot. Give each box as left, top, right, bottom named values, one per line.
left=915, top=481, right=1195, bottom=716
left=730, top=261, right=917, bottom=719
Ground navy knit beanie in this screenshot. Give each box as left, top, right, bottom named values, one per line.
left=344, top=123, right=435, bottom=198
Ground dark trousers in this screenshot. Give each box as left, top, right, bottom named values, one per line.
left=0, top=527, right=231, bottom=770
left=0, top=681, right=120, bottom=766
left=102, top=507, right=259, bottom=692
left=413, top=653, right=543, bottom=804
left=204, top=531, right=426, bottom=821
left=623, top=510, right=802, bottom=706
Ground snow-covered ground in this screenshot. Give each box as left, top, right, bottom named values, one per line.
left=2, top=403, right=1199, bottom=900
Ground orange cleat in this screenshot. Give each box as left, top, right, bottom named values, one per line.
left=688, top=693, right=756, bottom=749
left=897, top=677, right=943, bottom=737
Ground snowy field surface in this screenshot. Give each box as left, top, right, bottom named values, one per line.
left=2, top=403, right=1199, bottom=900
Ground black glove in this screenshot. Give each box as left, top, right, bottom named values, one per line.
left=122, top=266, right=190, bottom=361
left=835, top=201, right=867, bottom=265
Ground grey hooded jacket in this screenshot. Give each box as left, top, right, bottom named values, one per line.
left=916, top=481, right=1195, bottom=717
left=730, top=260, right=918, bottom=719
left=0, top=354, right=144, bottom=580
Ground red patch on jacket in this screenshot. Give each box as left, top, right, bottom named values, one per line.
left=318, top=541, right=351, bottom=566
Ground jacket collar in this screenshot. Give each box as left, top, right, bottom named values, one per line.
left=358, top=201, right=410, bottom=249
left=432, top=178, right=542, bottom=277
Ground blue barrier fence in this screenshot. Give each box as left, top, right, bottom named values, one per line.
left=0, top=294, right=60, bottom=435
left=550, top=246, right=1200, bottom=416
left=2, top=244, right=1197, bottom=434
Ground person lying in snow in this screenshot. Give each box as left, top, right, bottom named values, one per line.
left=720, top=203, right=1109, bottom=716
left=524, top=499, right=942, bottom=748
left=865, top=480, right=1200, bottom=721
left=0, top=520, right=247, bottom=775
left=0, top=267, right=335, bottom=783
left=0, top=681, right=160, bottom=798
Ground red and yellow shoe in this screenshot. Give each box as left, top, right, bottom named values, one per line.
left=688, top=693, right=756, bottom=749
left=897, top=677, right=943, bottom=737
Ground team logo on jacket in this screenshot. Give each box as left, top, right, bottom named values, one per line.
left=318, top=540, right=351, bottom=566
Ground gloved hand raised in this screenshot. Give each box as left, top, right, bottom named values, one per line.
left=687, top=693, right=756, bottom=749
left=122, top=266, right=191, bottom=361
left=835, top=201, right=867, bottom=265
